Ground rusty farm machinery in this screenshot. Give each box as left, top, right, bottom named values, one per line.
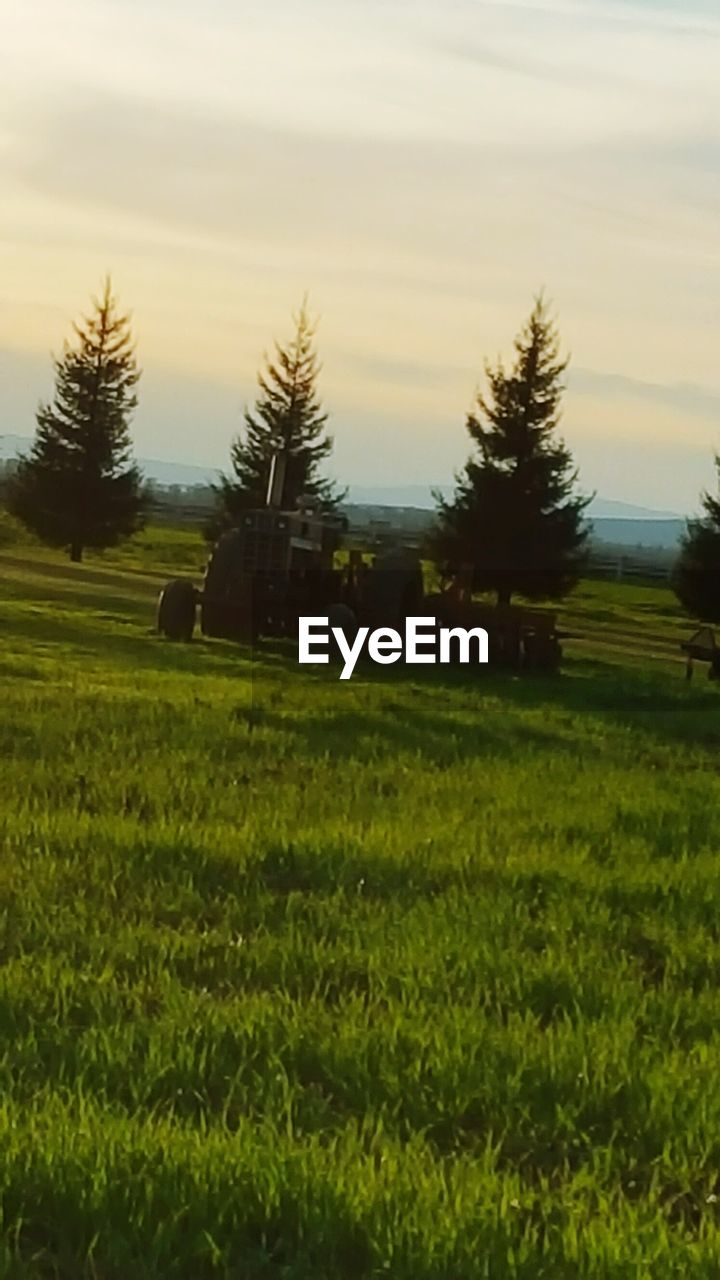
left=156, top=451, right=565, bottom=674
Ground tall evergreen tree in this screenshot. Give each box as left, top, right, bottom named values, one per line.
left=432, top=295, right=589, bottom=605
left=10, top=277, right=145, bottom=562
left=672, top=460, right=720, bottom=621
left=210, top=300, right=342, bottom=536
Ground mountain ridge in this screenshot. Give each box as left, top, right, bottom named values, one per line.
left=0, top=432, right=684, bottom=521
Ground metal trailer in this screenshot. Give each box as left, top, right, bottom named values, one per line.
left=425, top=566, right=564, bottom=673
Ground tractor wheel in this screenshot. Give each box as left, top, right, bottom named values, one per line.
left=328, top=602, right=358, bottom=636
left=523, top=633, right=561, bottom=673
left=204, top=531, right=242, bottom=592
left=326, top=603, right=359, bottom=664
left=201, top=531, right=245, bottom=638
left=157, top=578, right=197, bottom=641
left=365, top=549, right=424, bottom=629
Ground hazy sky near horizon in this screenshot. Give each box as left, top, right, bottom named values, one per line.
left=2, top=0, right=719, bottom=510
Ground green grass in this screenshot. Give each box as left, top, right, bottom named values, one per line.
left=0, top=521, right=207, bottom=576
left=93, top=523, right=209, bottom=575
left=2, top=547, right=720, bottom=1277
left=0, top=509, right=38, bottom=549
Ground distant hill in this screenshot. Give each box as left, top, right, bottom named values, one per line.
left=590, top=518, right=684, bottom=550
left=346, top=484, right=448, bottom=509
left=346, top=483, right=682, bottom=521
left=0, top=432, right=685, bottom=547
left=0, top=433, right=33, bottom=462
left=0, top=433, right=31, bottom=461
left=341, top=504, right=685, bottom=551
left=587, top=499, right=681, bottom=521
left=0, top=435, right=220, bottom=487
left=140, top=458, right=221, bottom=487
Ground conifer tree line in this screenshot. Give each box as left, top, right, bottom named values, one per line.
left=673, top=473, right=720, bottom=622
left=207, top=298, right=344, bottom=541
left=10, top=278, right=145, bottom=563
left=431, top=296, right=589, bottom=604
left=7, top=276, right=720, bottom=620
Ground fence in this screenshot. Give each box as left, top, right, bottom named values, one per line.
left=146, top=498, right=678, bottom=584
left=585, top=551, right=675, bottom=584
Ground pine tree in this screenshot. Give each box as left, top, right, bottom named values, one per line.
left=10, top=277, right=146, bottom=562
left=432, top=296, right=589, bottom=605
left=672, top=460, right=720, bottom=621
left=209, top=300, right=342, bottom=536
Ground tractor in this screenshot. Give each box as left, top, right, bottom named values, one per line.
left=156, top=450, right=424, bottom=646
left=156, top=449, right=564, bottom=672
left=424, top=567, right=564, bottom=672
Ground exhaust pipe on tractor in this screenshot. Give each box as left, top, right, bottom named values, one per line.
left=266, top=448, right=288, bottom=509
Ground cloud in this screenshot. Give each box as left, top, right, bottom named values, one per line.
left=332, top=350, right=472, bottom=392
left=571, top=369, right=720, bottom=423
left=1, top=0, right=719, bottom=512
left=4, top=0, right=719, bottom=153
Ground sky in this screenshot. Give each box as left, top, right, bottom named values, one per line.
left=1, top=0, right=719, bottom=511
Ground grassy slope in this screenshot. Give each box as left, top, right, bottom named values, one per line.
left=2, top=541, right=720, bottom=1277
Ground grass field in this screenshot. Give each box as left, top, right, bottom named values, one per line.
left=2, top=531, right=720, bottom=1277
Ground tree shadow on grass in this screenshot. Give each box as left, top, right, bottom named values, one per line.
left=3, top=574, right=161, bottom=620
left=250, top=699, right=596, bottom=769
left=0, top=551, right=169, bottom=590
left=249, top=640, right=720, bottom=762
left=5, top=588, right=718, bottom=760
left=0, top=606, right=253, bottom=680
